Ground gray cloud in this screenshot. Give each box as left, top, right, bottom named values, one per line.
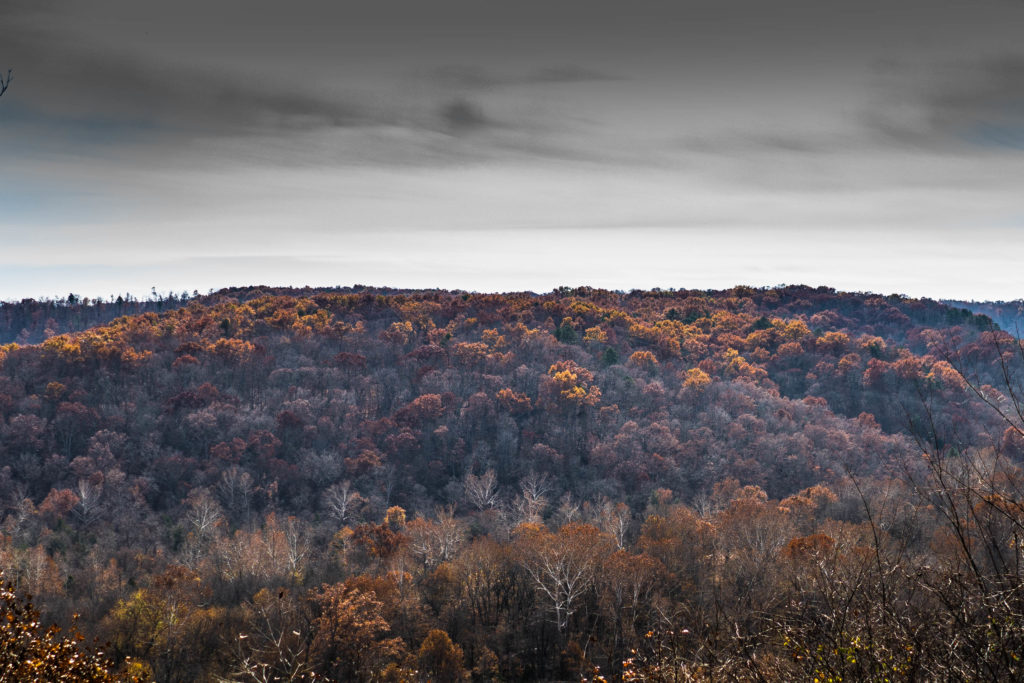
left=1, top=16, right=625, bottom=170
left=429, top=66, right=499, bottom=91
left=526, top=66, right=618, bottom=84
left=427, top=64, right=618, bottom=91
left=929, top=58, right=1024, bottom=150
left=865, top=57, right=1024, bottom=152
left=3, top=31, right=371, bottom=136
left=678, top=132, right=851, bottom=156
left=439, top=99, right=492, bottom=133
left=7, top=0, right=1024, bottom=305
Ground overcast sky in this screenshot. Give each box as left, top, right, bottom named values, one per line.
left=2, top=0, right=1024, bottom=301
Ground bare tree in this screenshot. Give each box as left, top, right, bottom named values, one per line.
left=462, top=469, right=499, bottom=511
left=510, top=472, right=551, bottom=525
left=322, top=481, right=363, bottom=525
left=517, top=523, right=612, bottom=634
left=218, top=466, right=255, bottom=524
left=592, top=497, right=631, bottom=550
left=229, top=588, right=315, bottom=683
left=0, top=70, right=10, bottom=98
left=73, top=478, right=103, bottom=527
left=406, top=505, right=467, bottom=568
left=186, top=487, right=224, bottom=539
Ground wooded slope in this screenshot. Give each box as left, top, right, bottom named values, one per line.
left=1, top=285, right=1021, bottom=681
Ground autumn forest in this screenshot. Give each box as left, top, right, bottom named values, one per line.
left=2, top=284, right=1024, bottom=681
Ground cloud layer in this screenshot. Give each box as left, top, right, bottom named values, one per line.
left=2, top=0, right=1024, bottom=300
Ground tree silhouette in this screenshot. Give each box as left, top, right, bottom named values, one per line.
left=0, top=70, right=11, bottom=97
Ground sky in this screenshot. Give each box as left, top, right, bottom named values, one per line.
left=2, top=0, right=1024, bottom=301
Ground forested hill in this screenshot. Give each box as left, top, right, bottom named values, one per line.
left=0, top=286, right=490, bottom=345
left=0, top=292, right=194, bottom=344
left=0, top=284, right=1002, bottom=504
left=2, top=285, right=1006, bottom=346
left=947, top=298, right=1024, bottom=335
left=0, top=283, right=1011, bottom=538
left=2, top=285, right=1023, bottom=681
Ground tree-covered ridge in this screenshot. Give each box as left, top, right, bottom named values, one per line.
left=947, top=298, right=1024, bottom=336
left=2, top=283, right=995, bottom=345
left=0, top=285, right=990, bottom=504
left=0, top=285, right=1021, bottom=680
left=0, top=292, right=195, bottom=345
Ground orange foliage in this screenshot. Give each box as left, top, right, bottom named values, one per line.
left=544, top=360, right=602, bottom=408
left=496, top=388, right=532, bottom=414
left=628, top=350, right=659, bottom=370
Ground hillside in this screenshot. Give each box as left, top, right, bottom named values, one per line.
left=0, top=292, right=194, bottom=345
left=947, top=298, right=1024, bottom=335
left=1, top=285, right=1022, bottom=681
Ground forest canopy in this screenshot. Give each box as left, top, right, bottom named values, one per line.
left=1, top=284, right=1023, bottom=680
